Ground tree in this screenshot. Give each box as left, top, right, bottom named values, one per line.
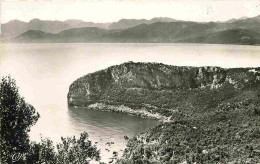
left=257, top=83, right=260, bottom=98
left=0, top=76, right=101, bottom=164
left=26, top=132, right=100, bottom=164
left=26, top=137, right=56, bottom=164
left=0, top=76, right=40, bottom=163
left=56, top=132, right=100, bottom=164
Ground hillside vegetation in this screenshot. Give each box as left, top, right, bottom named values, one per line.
left=68, top=62, right=260, bottom=163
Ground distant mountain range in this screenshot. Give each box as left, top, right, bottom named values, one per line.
left=2, top=15, right=260, bottom=44
left=1, top=17, right=179, bottom=39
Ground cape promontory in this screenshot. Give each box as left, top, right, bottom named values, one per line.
left=67, top=62, right=259, bottom=116
left=68, top=62, right=260, bottom=163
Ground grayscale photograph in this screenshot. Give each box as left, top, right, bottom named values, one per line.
left=0, top=0, right=260, bottom=163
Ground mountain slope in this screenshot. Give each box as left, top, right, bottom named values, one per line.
left=3, top=14, right=260, bottom=41
left=1, top=19, right=109, bottom=39
left=13, top=30, right=56, bottom=42
left=11, top=21, right=260, bottom=44
left=1, top=17, right=176, bottom=39
left=68, top=62, right=227, bottom=107
left=108, top=17, right=178, bottom=30
left=56, top=27, right=107, bottom=42
left=67, top=62, right=260, bottom=111
left=67, top=62, right=260, bottom=163
left=1, top=20, right=29, bottom=39
left=179, top=29, right=260, bottom=45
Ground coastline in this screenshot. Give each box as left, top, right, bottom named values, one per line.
left=83, top=103, right=167, bottom=121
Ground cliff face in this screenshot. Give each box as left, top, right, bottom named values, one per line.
left=67, top=62, right=259, bottom=108
left=67, top=62, right=260, bottom=163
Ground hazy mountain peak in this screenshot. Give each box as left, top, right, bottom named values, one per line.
left=6, top=19, right=26, bottom=24
left=151, top=17, right=178, bottom=22
left=64, top=19, right=84, bottom=24
left=29, top=18, right=41, bottom=23
left=225, top=16, right=249, bottom=23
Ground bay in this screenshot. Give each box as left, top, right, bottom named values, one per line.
left=1, top=43, right=259, bottom=162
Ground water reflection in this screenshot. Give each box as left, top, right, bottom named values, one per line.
left=1, top=43, right=260, bottom=162
left=68, top=107, right=158, bottom=163
left=68, top=107, right=158, bottom=139
left=29, top=105, right=158, bottom=163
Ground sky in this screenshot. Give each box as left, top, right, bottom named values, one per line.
left=1, top=0, right=260, bottom=24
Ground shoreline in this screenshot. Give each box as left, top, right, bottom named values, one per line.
left=70, top=103, right=165, bottom=163
left=72, top=103, right=168, bottom=122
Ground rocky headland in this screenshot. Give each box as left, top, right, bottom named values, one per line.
left=68, top=61, right=259, bottom=119
left=68, top=62, right=260, bottom=163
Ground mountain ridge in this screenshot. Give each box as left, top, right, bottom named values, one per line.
left=10, top=25, right=260, bottom=45
left=67, top=61, right=260, bottom=110
left=2, top=15, right=260, bottom=42
left=1, top=17, right=180, bottom=39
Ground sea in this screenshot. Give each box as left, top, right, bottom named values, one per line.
left=1, top=43, right=259, bottom=163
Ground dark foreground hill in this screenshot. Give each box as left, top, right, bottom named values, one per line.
left=68, top=62, right=260, bottom=163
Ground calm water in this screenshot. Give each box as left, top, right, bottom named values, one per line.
left=1, top=43, right=260, bottom=162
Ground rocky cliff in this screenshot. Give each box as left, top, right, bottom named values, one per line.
left=68, top=62, right=260, bottom=163
left=67, top=62, right=259, bottom=112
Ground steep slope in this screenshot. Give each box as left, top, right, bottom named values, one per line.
left=118, top=68, right=260, bottom=163
left=68, top=62, right=226, bottom=107
left=68, top=62, right=260, bottom=163
left=68, top=62, right=259, bottom=113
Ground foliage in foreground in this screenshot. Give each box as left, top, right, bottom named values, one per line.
left=0, top=76, right=40, bottom=163
left=0, top=76, right=100, bottom=164
left=26, top=132, right=100, bottom=164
